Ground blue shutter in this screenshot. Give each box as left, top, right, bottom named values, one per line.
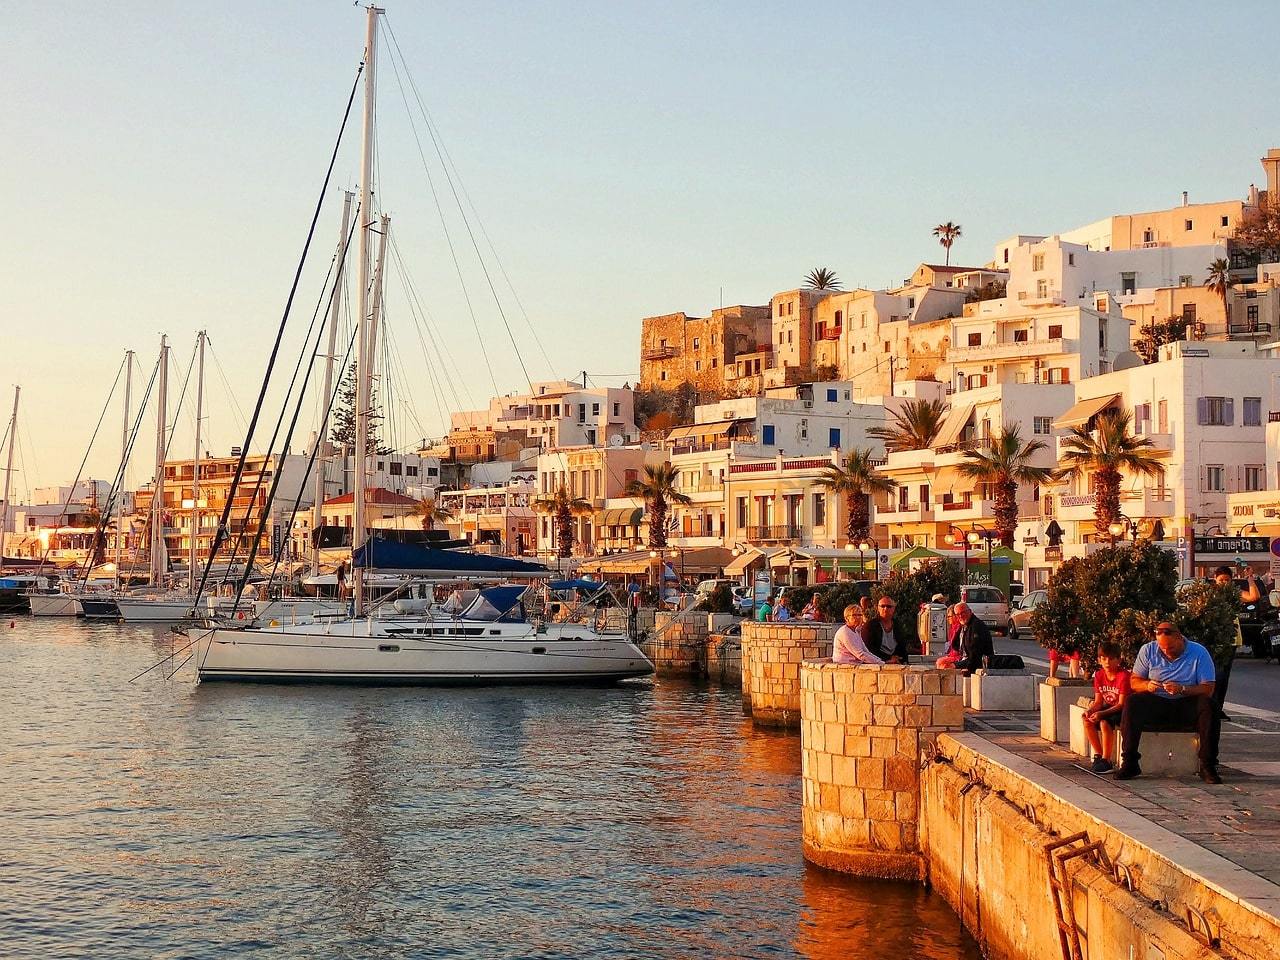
left=826, top=388, right=837, bottom=402
left=1224, top=398, right=1234, bottom=426
left=1196, top=397, right=1208, bottom=425
left=829, top=428, right=841, bottom=448
left=762, top=424, right=775, bottom=445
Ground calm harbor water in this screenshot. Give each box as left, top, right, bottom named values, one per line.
left=0, top=617, right=979, bottom=959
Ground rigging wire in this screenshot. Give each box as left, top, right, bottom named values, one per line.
left=193, top=60, right=365, bottom=609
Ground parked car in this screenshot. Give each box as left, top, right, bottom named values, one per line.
left=1008, top=589, right=1047, bottom=640
left=959, top=584, right=1010, bottom=632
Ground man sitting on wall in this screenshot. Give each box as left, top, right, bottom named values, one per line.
left=950, top=602, right=994, bottom=675
left=864, top=597, right=908, bottom=663
left=1117, top=622, right=1222, bottom=784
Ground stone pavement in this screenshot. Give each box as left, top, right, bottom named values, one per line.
left=967, top=708, right=1280, bottom=886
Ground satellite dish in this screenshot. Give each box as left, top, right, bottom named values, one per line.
left=1112, top=350, right=1143, bottom=371
left=609, top=434, right=624, bottom=447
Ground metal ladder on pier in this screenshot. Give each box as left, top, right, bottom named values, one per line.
left=1045, top=832, right=1112, bottom=960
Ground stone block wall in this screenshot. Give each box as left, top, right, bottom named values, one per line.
left=642, top=611, right=709, bottom=675
left=800, top=661, right=963, bottom=881
left=741, top=622, right=837, bottom=727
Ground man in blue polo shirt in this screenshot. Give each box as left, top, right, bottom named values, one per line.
left=1116, top=621, right=1221, bottom=784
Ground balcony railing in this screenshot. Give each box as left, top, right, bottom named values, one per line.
left=819, top=325, right=843, bottom=341
left=746, top=524, right=801, bottom=541
left=936, top=437, right=994, bottom=455
left=1269, top=411, right=1280, bottom=423
left=641, top=345, right=681, bottom=361
left=939, top=499, right=976, bottom=512
left=1228, top=323, right=1272, bottom=338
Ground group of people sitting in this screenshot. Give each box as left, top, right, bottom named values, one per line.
left=830, top=596, right=994, bottom=672
left=1078, top=622, right=1221, bottom=783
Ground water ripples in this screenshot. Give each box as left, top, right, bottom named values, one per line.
left=0, top=619, right=978, bottom=958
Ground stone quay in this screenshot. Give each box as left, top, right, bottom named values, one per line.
left=741, top=622, right=837, bottom=727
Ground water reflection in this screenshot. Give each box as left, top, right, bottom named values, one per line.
left=1, top=618, right=979, bottom=959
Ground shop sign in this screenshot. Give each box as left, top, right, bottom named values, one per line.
left=1193, top=536, right=1270, bottom=554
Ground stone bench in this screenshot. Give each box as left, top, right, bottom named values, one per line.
left=1067, top=695, right=1200, bottom=776
left=1039, top=677, right=1093, bottom=744
left=968, top=668, right=1036, bottom=711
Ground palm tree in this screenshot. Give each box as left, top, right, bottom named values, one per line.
left=624, top=462, right=691, bottom=549
left=534, top=485, right=592, bottom=559
left=819, top=447, right=898, bottom=543
left=933, top=222, right=963, bottom=266
left=955, top=426, right=1056, bottom=548
left=1204, top=257, right=1235, bottom=327
left=413, top=497, right=454, bottom=531
left=804, top=267, right=843, bottom=291
left=867, top=397, right=951, bottom=452
left=1055, top=409, right=1166, bottom=537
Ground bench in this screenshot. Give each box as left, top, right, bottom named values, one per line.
left=968, top=668, right=1037, bottom=711
left=1068, top=695, right=1199, bottom=776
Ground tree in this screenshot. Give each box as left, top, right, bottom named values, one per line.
left=413, top=497, right=454, bottom=531
left=1233, top=195, right=1280, bottom=257
left=964, top=279, right=1007, bottom=303
left=329, top=362, right=392, bottom=455
left=955, top=426, right=1055, bottom=548
left=625, top=462, right=691, bottom=549
left=933, top=222, right=962, bottom=266
left=805, top=267, right=842, bottom=291
left=867, top=397, right=950, bottom=452
left=1134, top=316, right=1189, bottom=363
left=819, top=447, right=897, bottom=542
left=1204, top=258, right=1234, bottom=326
left=1054, top=408, right=1166, bottom=537
left=534, top=485, right=591, bottom=559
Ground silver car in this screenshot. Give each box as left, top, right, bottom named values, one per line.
left=959, top=584, right=1011, bottom=633
left=1009, top=589, right=1047, bottom=640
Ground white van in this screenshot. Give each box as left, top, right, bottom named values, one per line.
left=959, top=584, right=1010, bottom=632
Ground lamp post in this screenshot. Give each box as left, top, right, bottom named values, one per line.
left=944, top=524, right=969, bottom=579
left=968, top=524, right=993, bottom=584
left=1107, top=513, right=1139, bottom=544
left=858, top=536, right=880, bottom=582
left=649, top=547, right=664, bottom=605
left=1240, top=522, right=1259, bottom=536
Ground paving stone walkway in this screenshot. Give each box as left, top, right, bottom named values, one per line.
left=966, top=710, right=1280, bottom=885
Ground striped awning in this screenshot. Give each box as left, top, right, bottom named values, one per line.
left=1054, top=393, right=1121, bottom=429
left=666, top=419, right=740, bottom=441
left=596, top=507, right=643, bottom=526
left=934, top=403, right=975, bottom=447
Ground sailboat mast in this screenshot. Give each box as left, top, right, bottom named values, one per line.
left=0, top=386, right=20, bottom=559
left=151, top=336, right=169, bottom=587
left=116, top=352, right=133, bottom=588
left=189, top=331, right=206, bottom=595
left=313, top=191, right=354, bottom=576
left=353, top=4, right=382, bottom=616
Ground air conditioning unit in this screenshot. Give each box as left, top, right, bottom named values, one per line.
left=802, top=400, right=813, bottom=409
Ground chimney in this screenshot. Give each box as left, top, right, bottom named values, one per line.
left=1182, top=191, right=1189, bottom=207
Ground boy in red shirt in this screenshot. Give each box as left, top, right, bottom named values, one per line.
left=1083, top=641, right=1130, bottom=772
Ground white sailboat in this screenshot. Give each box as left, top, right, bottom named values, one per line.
left=193, top=7, right=652, bottom=684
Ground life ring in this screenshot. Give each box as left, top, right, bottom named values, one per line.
left=237, top=611, right=245, bottom=620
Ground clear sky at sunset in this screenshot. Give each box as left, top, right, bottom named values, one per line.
left=3, top=1, right=1278, bottom=490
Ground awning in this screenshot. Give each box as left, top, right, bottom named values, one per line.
left=890, top=545, right=944, bottom=569
left=666, top=419, right=739, bottom=441
left=1054, top=393, right=1120, bottom=430
left=934, top=403, right=975, bottom=447
left=596, top=507, right=643, bottom=526
left=724, top=548, right=763, bottom=576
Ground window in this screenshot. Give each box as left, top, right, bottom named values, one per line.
left=592, top=403, right=600, bottom=416
left=1046, top=368, right=1070, bottom=384
left=828, top=427, right=841, bottom=448
left=1179, top=275, right=1193, bottom=287
left=826, top=388, right=837, bottom=402
left=1036, top=279, right=1048, bottom=298
left=1244, top=397, right=1262, bottom=426
left=787, top=330, right=793, bottom=344
left=1067, top=253, right=1075, bottom=266
left=1182, top=303, right=1197, bottom=323
left=1184, top=219, right=1193, bottom=231
left=1246, top=466, right=1265, bottom=492
left=694, top=360, right=701, bottom=372
left=1248, top=304, right=1260, bottom=325
left=1013, top=329, right=1028, bottom=343
left=1033, top=416, right=1052, bottom=435
left=1120, top=272, right=1136, bottom=295
left=907, top=297, right=915, bottom=309
left=1048, top=324, right=1063, bottom=340
left=736, top=497, right=748, bottom=529
left=711, top=358, right=718, bottom=368
left=1158, top=400, right=1168, bottom=432
left=762, top=424, right=775, bottom=445
left=612, top=402, right=620, bottom=417
left=883, top=341, right=891, bottom=352
left=1003, top=248, right=1009, bottom=264
left=1143, top=228, right=1153, bottom=243
left=1204, top=465, right=1224, bottom=491
left=835, top=310, right=843, bottom=326
left=389, top=461, right=403, bottom=476
left=711, top=333, right=717, bottom=346
left=967, top=332, right=981, bottom=346
left=860, top=312, right=867, bottom=328
left=1221, top=215, right=1230, bottom=228
left=406, top=465, right=419, bottom=477
left=1032, top=253, right=1045, bottom=271
left=692, top=337, right=700, bottom=349
left=660, top=371, right=668, bottom=382
left=1197, top=397, right=1233, bottom=426
left=812, top=493, right=827, bottom=528
left=779, top=332, right=784, bottom=345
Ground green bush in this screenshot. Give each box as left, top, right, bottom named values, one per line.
left=812, top=582, right=869, bottom=622
left=1170, top=581, right=1240, bottom=668
left=1028, top=541, right=1179, bottom=670
left=697, top=582, right=737, bottom=615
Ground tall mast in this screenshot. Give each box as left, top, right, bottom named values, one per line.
left=189, top=331, right=206, bottom=595
left=150, top=336, right=169, bottom=587
left=0, top=386, right=20, bottom=562
left=313, top=190, right=354, bottom=576
left=353, top=4, right=382, bottom=616
left=366, top=213, right=391, bottom=410
left=116, top=351, right=134, bottom=589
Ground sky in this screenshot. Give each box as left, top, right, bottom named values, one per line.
left=3, top=0, right=1279, bottom=493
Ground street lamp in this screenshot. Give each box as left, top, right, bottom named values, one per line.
left=944, top=524, right=969, bottom=576
left=1107, top=514, right=1139, bottom=544
left=857, top=536, right=879, bottom=582
left=968, top=524, right=994, bottom=584
left=1240, top=522, right=1259, bottom=536
left=844, top=541, right=859, bottom=582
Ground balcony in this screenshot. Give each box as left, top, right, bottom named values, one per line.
left=936, top=498, right=996, bottom=522
left=947, top=336, right=1067, bottom=363
left=1269, top=411, right=1280, bottom=424
left=1120, top=488, right=1174, bottom=518
left=819, top=325, right=843, bottom=341
left=747, top=524, right=802, bottom=542
left=1228, top=323, right=1272, bottom=339
left=642, top=344, right=681, bottom=362
left=876, top=502, right=935, bottom=524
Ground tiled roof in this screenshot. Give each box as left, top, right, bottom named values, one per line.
left=323, top=487, right=421, bottom=507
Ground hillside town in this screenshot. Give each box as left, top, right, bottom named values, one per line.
left=5, top=146, right=1280, bottom=599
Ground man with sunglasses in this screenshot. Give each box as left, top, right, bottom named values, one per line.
left=865, top=597, right=908, bottom=663
left=1117, top=622, right=1221, bottom=784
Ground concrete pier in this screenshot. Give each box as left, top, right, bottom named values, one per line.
left=799, top=661, right=964, bottom=880
left=741, top=622, right=836, bottom=727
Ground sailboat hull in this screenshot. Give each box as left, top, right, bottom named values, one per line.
left=116, top=597, right=197, bottom=623
left=191, top=621, right=654, bottom=685
left=28, top=594, right=81, bottom=617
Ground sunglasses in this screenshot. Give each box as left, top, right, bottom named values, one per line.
left=878, top=604, right=896, bottom=609
left=1154, top=627, right=1176, bottom=635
